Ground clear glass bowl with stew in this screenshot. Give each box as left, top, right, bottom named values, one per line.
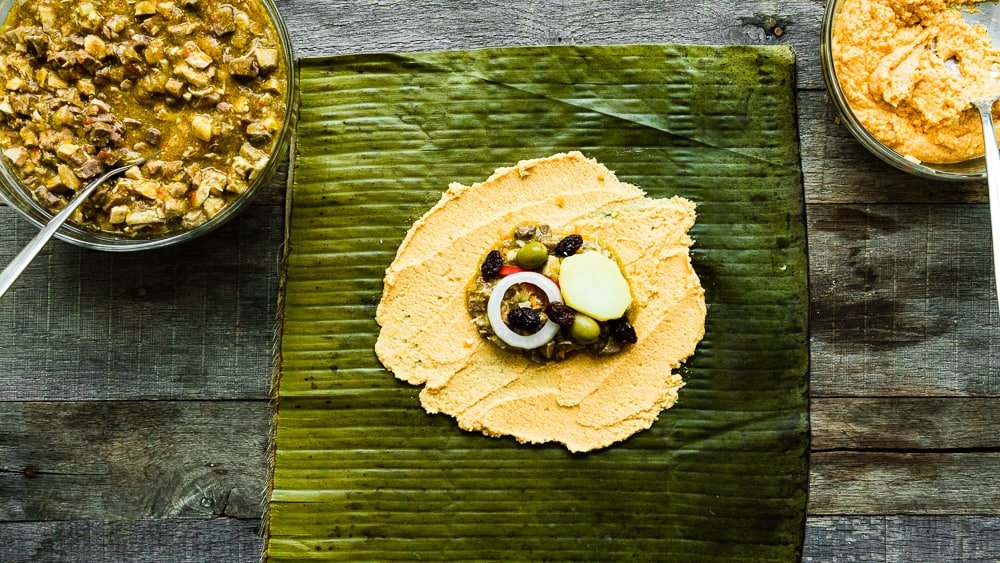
left=821, top=0, right=986, bottom=181
left=0, top=0, right=297, bottom=250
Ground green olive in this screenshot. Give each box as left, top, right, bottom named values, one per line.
left=570, top=314, right=601, bottom=344
left=516, top=241, right=549, bottom=269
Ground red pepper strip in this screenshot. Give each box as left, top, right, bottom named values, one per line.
left=498, top=265, right=525, bottom=276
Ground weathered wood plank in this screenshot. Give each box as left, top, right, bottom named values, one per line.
left=808, top=204, right=1000, bottom=398
left=0, top=401, right=269, bottom=521
left=0, top=206, right=282, bottom=401
left=812, top=398, right=1000, bottom=450
left=886, top=516, right=1000, bottom=561
left=4, top=516, right=1000, bottom=561
left=0, top=519, right=263, bottom=563
left=803, top=516, right=885, bottom=562
left=276, top=0, right=822, bottom=87
left=4, top=401, right=999, bottom=520
left=799, top=91, right=989, bottom=204
left=809, top=452, right=1000, bottom=515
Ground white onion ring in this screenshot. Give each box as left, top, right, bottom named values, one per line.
left=486, top=272, right=562, bottom=350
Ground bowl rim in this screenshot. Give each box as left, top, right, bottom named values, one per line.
left=0, top=0, right=299, bottom=251
left=820, top=0, right=987, bottom=182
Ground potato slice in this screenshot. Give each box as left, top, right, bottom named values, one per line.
left=558, top=251, right=632, bottom=321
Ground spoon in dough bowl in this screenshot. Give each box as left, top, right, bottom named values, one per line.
left=0, top=156, right=151, bottom=299
left=947, top=3, right=1000, bottom=312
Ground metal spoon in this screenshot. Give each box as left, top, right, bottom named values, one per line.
left=0, top=158, right=148, bottom=298
left=972, top=98, right=1000, bottom=314
left=951, top=4, right=1000, bottom=312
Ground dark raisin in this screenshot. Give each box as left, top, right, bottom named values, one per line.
left=608, top=318, right=638, bottom=344
left=481, top=250, right=503, bottom=278
left=554, top=234, right=583, bottom=257
left=545, top=301, right=576, bottom=327
left=507, top=307, right=542, bottom=332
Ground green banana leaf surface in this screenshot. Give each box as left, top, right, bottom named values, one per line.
left=269, top=45, right=809, bottom=562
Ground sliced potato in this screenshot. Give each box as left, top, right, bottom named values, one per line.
left=558, top=251, right=632, bottom=321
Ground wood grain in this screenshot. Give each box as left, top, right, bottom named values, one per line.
left=808, top=204, right=1000, bottom=398
left=0, top=401, right=269, bottom=521
left=4, top=516, right=999, bottom=562
left=803, top=516, right=886, bottom=562
left=798, top=91, right=989, bottom=204
left=0, top=519, right=263, bottom=563
left=885, top=516, right=1000, bottom=561
left=276, top=0, right=823, bottom=87
left=812, top=398, right=1000, bottom=450
left=0, top=206, right=282, bottom=401
left=810, top=452, right=1000, bottom=515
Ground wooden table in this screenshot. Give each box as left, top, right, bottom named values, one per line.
left=2, top=1, right=998, bottom=560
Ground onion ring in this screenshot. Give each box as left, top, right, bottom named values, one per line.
left=486, top=272, right=562, bottom=349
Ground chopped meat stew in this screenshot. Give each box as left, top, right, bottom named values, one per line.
left=0, top=0, right=288, bottom=235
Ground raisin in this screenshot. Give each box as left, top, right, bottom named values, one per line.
left=507, top=307, right=542, bottom=332
left=608, top=318, right=638, bottom=344
left=554, top=234, right=583, bottom=257
left=481, top=250, right=503, bottom=278
left=545, top=301, right=576, bottom=327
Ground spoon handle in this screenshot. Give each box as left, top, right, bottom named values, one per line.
left=974, top=99, right=1000, bottom=315
left=0, top=162, right=139, bottom=298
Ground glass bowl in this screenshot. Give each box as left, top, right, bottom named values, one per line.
left=820, top=0, right=987, bottom=181
left=0, top=0, right=298, bottom=251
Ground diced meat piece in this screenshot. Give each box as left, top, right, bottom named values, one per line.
left=210, top=6, right=236, bottom=36
left=191, top=114, right=213, bottom=141
left=75, top=50, right=103, bottom=73
left=230, top=155, right=252, bottom=179
left=77, top=79, right=96, bottom=97
left=189, top=182, right=210, bottom=207
left=134, top=1, right=157, bottom=17
left=253, top=47, right=279, bottom=73
left=90, top=121, right=124, bottom=146
left=174, top=62, right=213, bottom=87
left=84, top=35, right=108, bottom=59
left=261, top=77, right=281, bottom=94
left=164, top=78, right=184, bottom=96
left=145, top=127, right=162, bottom=146
left=19, top=127, right=38, bottom=147
left=38, top=6, right=56, bottom=29
left=94, top=67, right=112, bottom=86
left=124, top=165, right=143, bottom=180
left=78, top=3, right=104, bottom=31
left=6, top=77, right=25, bottom=93
left=184, top=43, right=213, bottom=69
left=182, top=209, right=206, bottom=228
left=49, top=105, right=73, bottom=127
left=166, top=182, right=187, bottom=197
left=202, top=196, right=224, bottom=218
left=87, top=99, right=112, bottom=113
left=114, top=44, right=142, bottom=64
left=226, top=177, right=247, bottom=194
left=56, top=143, right=80, bottom=160
left=0, top=99, right=14, bottom=115
left=35, top=187, right=63, bottom=207
left=160, top=160, right=183, bottom=179
left=9, top=94, right=31, bottom=115
left=109, top=205, right=128, bottom=224
left=76, top=159, right=104, bottom=179
left=58, top=164, right=81, bottom=190
left=3, top=147, right=27, bottom=167
left=144, top=38, right=165, bottom=64
left=246, top=122, right=272, bottom=143
left=163, top=197, right=187, bottom=217
left=25, top=34, right=48, bottom=57
left=134, top=180, right=159, bottom=199
left=194, top=167, right=226, bottom=194
left=228, top=55, right=258, bottom=78
left=126, top=208, right=163, bottom=225
left=131, top=34, right=152, bottom=48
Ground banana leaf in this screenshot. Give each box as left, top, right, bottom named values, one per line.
left=268, top=45, right=809, bottom=562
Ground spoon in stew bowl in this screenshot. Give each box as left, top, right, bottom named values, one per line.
left=0, top=156, right=150, bottom=298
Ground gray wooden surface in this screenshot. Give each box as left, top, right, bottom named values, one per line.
left=1, top=0, right=998, bottom=561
